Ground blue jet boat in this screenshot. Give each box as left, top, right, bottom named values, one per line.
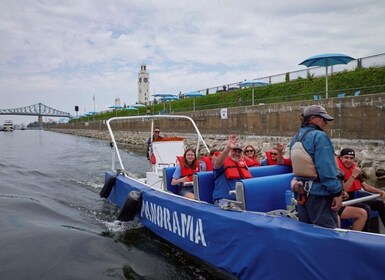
left=102, top=115, right=385, bottom=279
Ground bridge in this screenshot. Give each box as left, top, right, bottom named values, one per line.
left=0, top=103, right=71, bottom=127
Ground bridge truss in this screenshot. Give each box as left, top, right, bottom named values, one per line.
left=0, top=103, right=71, bottom=118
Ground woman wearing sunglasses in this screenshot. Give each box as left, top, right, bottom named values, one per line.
left=242, top=145, right=261, bottom=167
left=261, top=143, right=292, bottom=166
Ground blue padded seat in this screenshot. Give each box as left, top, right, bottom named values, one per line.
left=193, top=171, right=215, bottom=203
left=236, top=173, right=295, bottom=212
left=353, top=90, right=361, bottom=96
left=335, top=190, right=379, bottom=232
left=337, top=92, right=345, bottom=98
left=249, top=165, right=292, bottom=177
left=163, top=166, right=179, bottom=194
left=193, top=165, right=293, bottom=204
left=354, top=190, right=379, bottom=219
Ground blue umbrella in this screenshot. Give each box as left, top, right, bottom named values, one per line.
left=239, top=80, right=269, bottom=106
left=124, top=106, right=138, bottom=110
left=109, top=105, right=123, bottom=109
left=130, top=103, right=146, bottom=108
left=161, top=96, right=179, bottom=101
left=152, top=93, right=178, bottom=111
left=125, top=106, right=139, bottom=115
left=152, top=93, right=176, bottom=98
left=182, top=91, right=204, bottom=111
left=129, top=104, right=145, bottom=115
left=182, top=91, right=205, bottom=98
left=299, top=53, right=355, bottom=99
left=109, top=105, right=123, bottom=116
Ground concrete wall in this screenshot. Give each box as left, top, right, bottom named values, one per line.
left=61, top=93, right=385, bottom=141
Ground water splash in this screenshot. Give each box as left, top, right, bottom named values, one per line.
left=103, top=219, right=143, bottom=233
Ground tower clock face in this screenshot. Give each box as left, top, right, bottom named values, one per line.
left=138, top=78, right=142, bottom=82
left=143, top=78, right=148, bottom=83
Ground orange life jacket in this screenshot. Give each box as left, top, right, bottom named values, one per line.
left=265, top=151, right=292, bottom=166
left=243, top=156, right=261, bottom=167
left=336, top=158, right=362, bottom=192
left=223, top=157, right=252, bottom=180
left=200, top=156, right=213, bottom=171
left=177, top=156, right=200, bottom=181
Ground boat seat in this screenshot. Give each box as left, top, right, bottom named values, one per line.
left=192, top=165, right=293, bottom=204
left=249, top=165, right=292, bottom=177
left=313, top=94, right=321, bottom=100
left=337, top=92, right=345, bottom=98
left=193, top=171, right=215, bottom=203
left=193, top=165, right=292, bottom=203
left=236, top=173, right=295, bottom=212
left=341, top=190, right=380, bottom=232
left=163, top=166, right=179, bottom=194
left=353, top=90, right=361, bottom=96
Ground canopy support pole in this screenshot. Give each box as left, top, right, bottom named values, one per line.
left=252, top=87, right=255, bottom=106
left=325, top=65, right=329, bottom=99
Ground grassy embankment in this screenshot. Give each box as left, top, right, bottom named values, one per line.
left=72, top=66, right=385, bottom=122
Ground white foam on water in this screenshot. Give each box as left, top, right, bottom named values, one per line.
left=103, top=219, right=143, bottom=232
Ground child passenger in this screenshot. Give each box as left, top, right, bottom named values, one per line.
left=171, top=148, right=200, bottom=199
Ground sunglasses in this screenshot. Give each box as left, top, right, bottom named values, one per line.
left=245, top=150, right=254, bottom=153
left=270, top=152, right=278, bottom=156
left=154, top=131, right=160, bottom=133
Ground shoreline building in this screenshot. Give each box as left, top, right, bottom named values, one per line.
left=138, top=64, right=149, bottom=105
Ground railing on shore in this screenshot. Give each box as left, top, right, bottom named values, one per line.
left=190, top=52, right=385, bottom=95
left=71, top=53, right=385, bottom=120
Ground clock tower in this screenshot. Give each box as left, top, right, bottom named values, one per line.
left=138, top=64, right=149, bottom=105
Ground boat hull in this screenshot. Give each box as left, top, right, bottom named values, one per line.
left=105, top=171, right=385, bottom=279
left=3, top=120, right=14, bottom=131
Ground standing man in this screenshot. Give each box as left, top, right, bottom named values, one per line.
left=146, top=126, right=163, bottom=160
left=290, top=105, right=342, bottom=228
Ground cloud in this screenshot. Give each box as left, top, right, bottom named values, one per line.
left=0, top=0, right=384, bottom=124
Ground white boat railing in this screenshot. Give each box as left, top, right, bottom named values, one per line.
left=342, top=193, right=381, bottom=206
left=106, top=115, right=210, bottom=172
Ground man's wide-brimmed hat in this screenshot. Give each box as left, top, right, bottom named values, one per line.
left=303, top=105, right=334, bottom=121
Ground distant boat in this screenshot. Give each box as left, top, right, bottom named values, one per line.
left=3, top=120, right=14, bottom=132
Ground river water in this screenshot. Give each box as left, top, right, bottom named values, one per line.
left=0, top=130, right=226, bottom=280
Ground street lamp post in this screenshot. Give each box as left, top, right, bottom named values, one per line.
left=93, top=94, right=96, bottom=122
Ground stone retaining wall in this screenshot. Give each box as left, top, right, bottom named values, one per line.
left=48, top=93, right=385, bottom=183
left=60, top=93, right=385, bottom=141
left=47, top=127, right=384, bottom=184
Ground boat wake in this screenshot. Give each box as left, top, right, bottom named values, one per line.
left=103, top=219, right=143, bottom=233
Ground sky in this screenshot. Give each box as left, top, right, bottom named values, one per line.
left=1, top=0, right=384, bottom=125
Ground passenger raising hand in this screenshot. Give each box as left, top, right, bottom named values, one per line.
left=227, top=135, right=238, bottom=149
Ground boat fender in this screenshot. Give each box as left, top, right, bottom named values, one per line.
left=99, top=170, right=121, bottom=198
left=117, top=191, right=142, bottom=222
